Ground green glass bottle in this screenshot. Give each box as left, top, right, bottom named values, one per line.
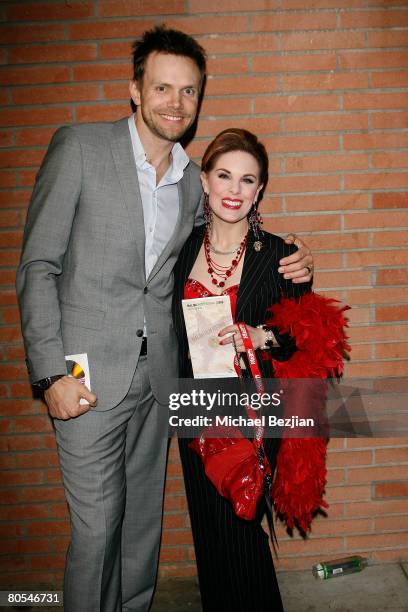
left=313, top=556, right=368, bottom=580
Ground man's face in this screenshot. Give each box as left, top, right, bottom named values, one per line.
left=130, top=52, right=201, bottom=143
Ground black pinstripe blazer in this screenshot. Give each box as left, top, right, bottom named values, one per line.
left=172, top=225, right=312, bottom=377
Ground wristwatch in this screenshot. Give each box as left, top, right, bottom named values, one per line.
left=33, top=375, right=65, bottom=390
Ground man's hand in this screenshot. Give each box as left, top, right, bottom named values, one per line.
left=44, top=376, right=97, bottom=420
left=278, top=234, right=314, bottom=284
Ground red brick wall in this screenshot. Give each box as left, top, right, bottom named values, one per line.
left=1, top=0, right=407, bottom=588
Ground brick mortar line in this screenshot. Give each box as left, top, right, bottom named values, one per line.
left=3, top=45, right=408, bottom=54
left=5, top=91, right=408, bottom=99
left=192, top=119, right=399, bottom=126
left=265, top=210, right=408, bottom=216
left=3, top=167, right=408, bottom=176
left=332, top=446, right=408, bottom=451
left=3, top=124, right=407, bottom=132
left=3, top=8, right=408, bottom=26
left=2, top=64, right=408, bottom=74
left=3, top=154, right=408, bottom=163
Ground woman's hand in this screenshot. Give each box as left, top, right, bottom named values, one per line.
left=218, top=324, right=267, bottom=353
left=279, top=234, right=314, bottom=283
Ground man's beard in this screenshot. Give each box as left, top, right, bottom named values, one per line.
left=141, top=107, right=192, bottom=143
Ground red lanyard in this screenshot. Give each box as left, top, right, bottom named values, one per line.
left=233, top=322, right=265, bottom=448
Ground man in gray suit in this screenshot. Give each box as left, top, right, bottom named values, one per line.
left=16, top=25, right=313, bottom=612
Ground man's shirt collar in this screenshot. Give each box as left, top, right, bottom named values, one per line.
left=128, top=114, right=189, bottom=182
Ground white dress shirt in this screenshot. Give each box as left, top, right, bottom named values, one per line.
left=128, top=115, right=189, bottom=279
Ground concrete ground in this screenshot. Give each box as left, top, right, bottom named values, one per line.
left=1, top=563, right=407, bottom=611
left=151, top=563, right=408, bottom=612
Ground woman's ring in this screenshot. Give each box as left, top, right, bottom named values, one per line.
left=306, top=265, right=313, bottom=275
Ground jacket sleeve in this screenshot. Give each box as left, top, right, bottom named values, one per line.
left=267, top=241, right=312, bottom=361
left=15, top=126, right=82, bottom=383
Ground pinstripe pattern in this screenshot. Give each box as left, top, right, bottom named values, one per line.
left=173, top=225, right=311, bottom=378
left=173, top=226, right=311, bottom=611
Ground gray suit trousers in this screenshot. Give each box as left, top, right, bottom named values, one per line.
left=54, top=355, right=168, bottom=612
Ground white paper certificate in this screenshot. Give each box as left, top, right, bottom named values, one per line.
left=182, top=296, right=237, bottom=379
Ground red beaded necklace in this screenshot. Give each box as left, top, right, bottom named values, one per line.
left=204, top=230, right=248, bottom=288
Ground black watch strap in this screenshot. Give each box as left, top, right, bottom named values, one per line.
left=33, top=374, right=65, bottom=390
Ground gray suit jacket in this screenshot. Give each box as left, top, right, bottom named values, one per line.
left=16, top=117, right=203, bottom=408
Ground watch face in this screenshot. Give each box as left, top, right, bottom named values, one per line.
left=35, top=378, right=51, bottom=390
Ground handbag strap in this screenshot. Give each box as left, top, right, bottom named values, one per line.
left=233, top=322, right=265, bottom=449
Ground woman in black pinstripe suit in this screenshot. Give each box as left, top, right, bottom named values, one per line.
left=172, top=129, right=312, bottom=612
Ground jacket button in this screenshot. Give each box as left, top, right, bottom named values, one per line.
left=136, top=329, right=143, bottom=337
left=143, top=287, right=148, bottom=294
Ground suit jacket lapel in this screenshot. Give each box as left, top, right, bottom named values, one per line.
left=173, top=224, right=205, bottom=314
left=110, top=118, right=146, bottom=279
left=182, top=224, right=205, bottom=284
left=235, top=232, right=275, bottom=321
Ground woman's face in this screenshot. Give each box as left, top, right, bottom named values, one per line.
left=201, top=150, right=263, bottom=225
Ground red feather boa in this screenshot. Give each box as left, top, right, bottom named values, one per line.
left=262, top=292, right=350, bottom=532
